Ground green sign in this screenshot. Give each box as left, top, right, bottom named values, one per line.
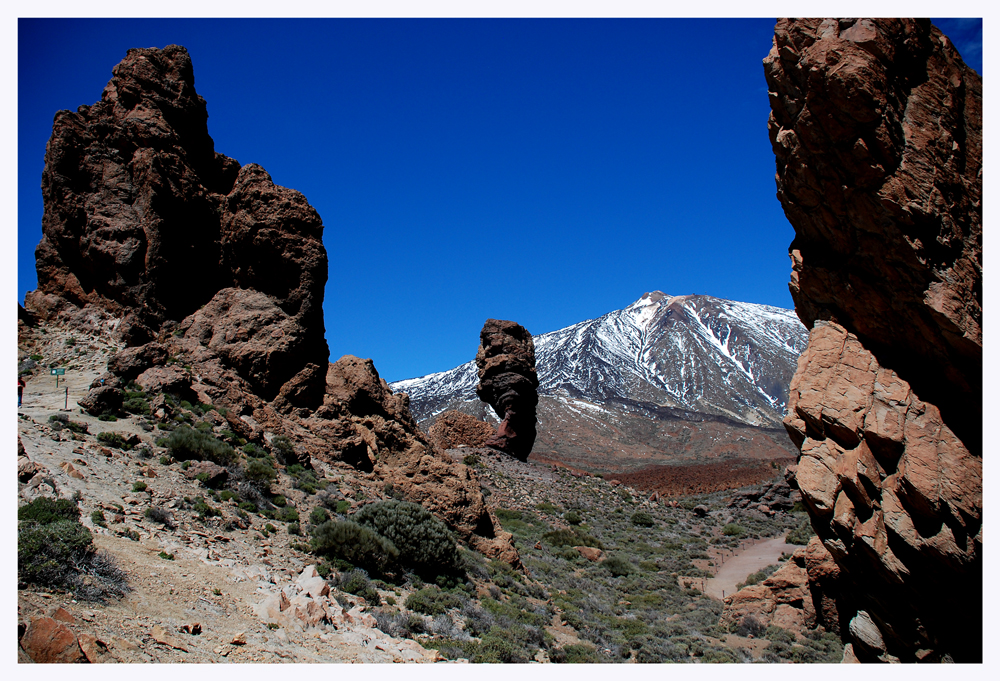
left=50, top=368, right=66, bottom=376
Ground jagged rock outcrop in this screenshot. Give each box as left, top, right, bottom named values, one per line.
left=475, top=319, right=539, bottom=461
left=24, top=45, right=518, bottom=568
left=26, top=44, right=329, bottom=404
left=766, top=19, right=982, bottom=662
left=721, top=537, right=843, bottom=638
left=428, top=410, right=496, bottom=451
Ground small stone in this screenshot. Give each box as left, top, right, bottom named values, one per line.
left=231, top=632, right=247, bottom=645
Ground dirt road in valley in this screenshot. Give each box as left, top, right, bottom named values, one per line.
left=703, top=534, right=796, bottom=600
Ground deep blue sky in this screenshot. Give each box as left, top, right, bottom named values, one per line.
left=17, top=18, right=983, bottom=383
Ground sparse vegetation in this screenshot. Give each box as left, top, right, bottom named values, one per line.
left=160, top=426, right=235, bottom=465
left=18, top=497, right=128, bottom=601
left=354, top=500, right=461, bottom=579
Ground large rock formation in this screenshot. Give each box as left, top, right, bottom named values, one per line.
left=24, top=45, right=517, bottom=567
left=766, top=19, right=982, bottom=662
left=27, top=45, right=328, bottom=403
left=475, top=319, right=539, bottom=461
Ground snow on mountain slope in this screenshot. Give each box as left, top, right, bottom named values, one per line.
left=390, top=292, right=808, bottom=429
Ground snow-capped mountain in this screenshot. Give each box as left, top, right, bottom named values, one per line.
left=391, top=292, right=808, bottom=429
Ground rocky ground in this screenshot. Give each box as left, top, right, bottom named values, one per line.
left=17, top=316, right=840, bottom=664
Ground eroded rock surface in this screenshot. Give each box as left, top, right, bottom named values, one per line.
left=23, top=45, right=517, bottom=569
left=475, top=319, right=539, bottom=461
left=766, top=19, right=982, bottom=662
left=428, top=410, right=496, bottom=451
left=27, top=45, right=329, bottom=405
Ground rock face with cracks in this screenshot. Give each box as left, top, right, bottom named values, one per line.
left=766, top=19, right=982, bottom=662
left=475, top=319, right=539, bottom=462
left=23, top=44, right=518, bottom=569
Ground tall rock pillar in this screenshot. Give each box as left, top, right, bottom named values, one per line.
left=475, top=319, right=539, bottom=462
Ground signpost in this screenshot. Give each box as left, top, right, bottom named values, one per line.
left=50, top=367, right=65, bottom=388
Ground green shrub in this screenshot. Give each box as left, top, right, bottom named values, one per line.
left=336, top=500, right=351, bottom=514
left=97, top=432, right=132, bottom=450
left=270, top=435, right=295, bottom=463
left=338, top=569, right=382, bottom=604
left=559, top=644, right=604, bottom=663
left=90, top=510, right=106, bottom=527
left=631, top=511, right=655, bottom=527
left=604, top=555, right=633, bottom=577
left=288, top=522, right=301, bottom=535
left=159, top=456, right=171, bottom=465
left=310, top=507, right=331, bottom=525
left=272, top=495, right=287, bottom=507
left=786, top=516, right=815, bottom=545
left=278, top=506, right=300, bottom=523
left=722, top=523, right=746, bottom=537
left=265, top=523, right=277, bottom=533
left=18, top=497, right=128, bottom=601
left=354, top=500, right=460, bottom=578
left=564, top=510, right=582, bottom=525
left=192, top=497, right=221, bottom=519
left=18, top=497, right=80, bottom=525
left=244, top=459, right=277, bottom=485
left=97, top=412, right=118, bottom=422
left=536, top=502, right=561, bottom=513
left=220, top=490, right=236, bottom=502
left=158, top=551, right=174, bottom=560
left=242, top=443, right=266, bottom=458
left=405, top=586, right=463, bottom=615
left=463, top=454, right=479, bottom=466
left=132, top=481, right=147, bottom=493
left=161, top=426, right=235, bottom=466
left=123, top=398, right=150, bottom=415
left=542, top=528, right=603, bottom=549
left=310, top=520, right=399, bottom=575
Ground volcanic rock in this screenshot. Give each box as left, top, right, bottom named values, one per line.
left=20, top=616, right=86, bottom=663
left=428, top=410, right=496, bottom=450
left=475, top=319, right=539, bottom=461
left=766, top=19, right=982, bottom=662
left=24, top=44, right=519, bottom=572
left=720, top=537, right=843, bottom=638
left=78, top=385, right=124, bottom=416
left=27, top=44, right=329, bottom=406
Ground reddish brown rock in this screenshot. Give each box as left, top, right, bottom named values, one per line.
left=428, top=410, right=496, bottom=450
left=26, top=45, right=329, bottom=407
left=766, top=18, right=981, bottom=453
left=20, top=616, right=86, bottom=663
left=183, top=461, right=228, bottom=486
left=767, top=18, right=982, bottom=663
left=475, top=319, right=539, bottom=461
left=720, top=537, right=843, bottom=638
left=77, top=386, right=124, bottom=416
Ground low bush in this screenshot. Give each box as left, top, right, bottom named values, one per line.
left=144, top=506, right=174, bottom=528
left=354, top=500, right=461, bottom=579
left=406, top=586, right=463, bottom=615
left=564, top=511, right=582, bottom=526
left=132, top=481, right=147, bottom=493
left=18, top=497, right=128, bottom=601
left=542, top=528, right=603, bottom=549
left=604, top=555, right=633, bottom=577
left=270, top=435, right=295, bottom=464
left=123, top=397, right=150, bottom=415
left=310, top=520, right=399, bottom=575
left=338, top=569, right=382, bottom=604
left=736, top=615, right=767, bottom=638
left=97, top=432, right=132, bottom=450
left=90, top=510, right=106, bottom=527
left=278, top=506, right=300, bottom=523
left=786, top=515, right=816, bottom=545
left=722, top=523, right=746, bottom=537
left=631, top=511, right=655, bottom=527
left=160, top=426, right=235, bottom=466
left=310, top=507, right=331, bottom=525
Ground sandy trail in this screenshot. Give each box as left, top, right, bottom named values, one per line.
left=704, top=534, right=796, bottom=600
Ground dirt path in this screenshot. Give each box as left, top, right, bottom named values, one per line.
left=703, top=534, right=796, bottom=600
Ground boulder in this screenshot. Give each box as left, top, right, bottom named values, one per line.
left=475, top=319, right=539, bottom=461
left=107, top=343, right=168, bottom=380
left=428, top=410, right=496, bottom=450
left=182, top=461, right=228, bottom=486
left=20, top=616, right=85, bottom=663
left=78, top=386, right=123, bottom=416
